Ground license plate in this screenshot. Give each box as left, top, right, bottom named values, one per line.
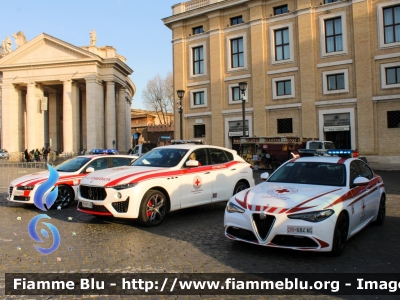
left=287, top=226, right=313, bottom=234
left=14, top=190, right=24, bottom=196
left=82, top=201, right=93, bottom=209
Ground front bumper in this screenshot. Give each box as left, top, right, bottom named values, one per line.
left=224, top=206, right=336, bottom=252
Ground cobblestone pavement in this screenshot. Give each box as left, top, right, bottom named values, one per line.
left=0, top=171, right=399, bottom=300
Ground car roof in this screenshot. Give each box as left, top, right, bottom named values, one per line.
left=293, top=156, right=357, bottom=164
left=155, top=144, right=237, bottom=153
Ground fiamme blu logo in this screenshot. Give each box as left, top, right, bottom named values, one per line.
left=27, top=164, right=61, bottom=255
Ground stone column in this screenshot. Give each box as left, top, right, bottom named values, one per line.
left=72, top=82, right=80, bottom=154
left=85, top=76, right=98, bottom=151
left=126, top=98, right=131, bottom=151
left=81, top=87, right=87, bottom=151
left=63, top=80, right=73, bottom=153
left=117, top=87, right=127, bottom=151
left=1, top=83, right=21, bottom=152
left=26, top=83, right=37, bottom=152
left=36, top=84, right=45, bottom=149
left=48, top=91, right=58, bottom=152
left=97, top=81, right=105, bottom=148
left=105, top=81, right=117, bottom=149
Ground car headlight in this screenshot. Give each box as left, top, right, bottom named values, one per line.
left=226, top=201, right=245, bottom=213
left=16, top=185, right=35, bottom=190
left=287, top=209, right=334, bottom=223
left=111, top=183, right=137, bottom=190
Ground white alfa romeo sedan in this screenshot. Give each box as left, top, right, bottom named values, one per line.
left=77, top=144, right=254, bottom=226
left=224, top=150, right=386, bottom=256
left=8, top=155, right=134, bottom=209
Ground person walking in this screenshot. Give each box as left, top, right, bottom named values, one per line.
left=43, top=147, right=50, bottom=162
left=34, top=148, right=40, bottom=162
left=24, top=149, right=30, bottom=162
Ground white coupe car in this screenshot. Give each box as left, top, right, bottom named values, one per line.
left=77, top=144, right=254, bottom=226
left=224, top=150, right=386, bottom=256
left=8, top=155, right=134, bottom=208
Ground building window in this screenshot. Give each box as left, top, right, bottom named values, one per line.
left=383, top=5, right=400, bottom=44
left=277, top=118, right=293, bottom=134
left=327, top=73, right=345, bottom=90
left=194, top=124, right=206, bottom=137
left=322, top=69, right=349, bottom=94
left=269, top=23, right=294, bottom=65
left=193, top=91, right=205, bottom=105
left=388, top=111, right=400, bottom=128
left=274, top=5, right=288, bottom=15
left=272, top=76, right=295, bottom=100
left=232, top=86, right=241, bottom=101
left=230, top=16, right=243, bottom=25
left=386, top=66, right=400, bottom=84
left=193, top=46, right=204, bottom=75
left=231, top=38, right=244, bottom=68
left=325, top=17, right=343, bottom=53
left=276, top=80, right=292, bottom=96
left=192, top=26, right=204, bottom=35
left=319, top=12, right=347, bottom=57
left=324, top=0, right=340, bottom=3
left=275, top=28, right=290, bottom=61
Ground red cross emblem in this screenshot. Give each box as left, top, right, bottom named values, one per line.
left=193, top=176, right=202, bottom=190
left=276, top=188, right=290, bottom=194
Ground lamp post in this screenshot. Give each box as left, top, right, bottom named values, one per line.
left=239, top=82, right=248, bottom=137
left=176, top=89, right=185, bottom=140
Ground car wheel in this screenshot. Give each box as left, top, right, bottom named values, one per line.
left=233, top=181, right=249, bottom=195
left=373, top=195, right=386, bottom=226
left=138, top=190, right=167, bottom=227
left=331, top=212, right=349, bottom=256
left=54, top=185, right=74, bottom=209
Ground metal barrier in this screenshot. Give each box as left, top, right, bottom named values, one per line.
left=0, top=162, right=54, bottom=193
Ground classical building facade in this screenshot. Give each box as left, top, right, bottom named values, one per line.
left=0, top=32, right=135, bottom=155
left=163, top=0, right=400, bottom=163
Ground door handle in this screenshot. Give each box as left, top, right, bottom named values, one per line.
left=204, top=172, right=210, bottom=174
left=231, top=168, right=236, bottom=171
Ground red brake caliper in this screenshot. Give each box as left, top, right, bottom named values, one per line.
left=147, top=199, right=153, bottom=218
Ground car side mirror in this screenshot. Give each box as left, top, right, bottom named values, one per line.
left=86, top=167, right=95, bottom=173
left=186, top=160, right=199, bottom=167
left=353, top=176, right=369, bottom=186
left=260, top=172, right=270, bottom=181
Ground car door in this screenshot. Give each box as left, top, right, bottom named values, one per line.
left=179, top=148, right=213, bottom=208
left=356, top=160, right=380, bottom=220
left=348, top=160, right=376, bottom=233
left=208, top=148, right=235, bottom=202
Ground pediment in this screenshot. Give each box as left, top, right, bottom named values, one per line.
left=0, top=34, right=97, bottom=66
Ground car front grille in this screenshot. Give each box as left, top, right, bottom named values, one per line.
left=80, top=185, right=106, bottom=200
left=78, top=202, right=110, bottom=213
left=112, top=197, right=129, bottom=213
left=252, top=213, right=276, bottom=241
left=13, top=196, right=30, bottom=201
left=9, top=186, right=13, bottom=198
left=271, top=235, right=319, bottom=248
left=226, top=226, right=258, bottom=242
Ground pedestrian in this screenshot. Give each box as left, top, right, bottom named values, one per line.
left=24, top=149, right=30, bottom=162
left=34, top=148, right=40, bottom=162
left=43, top=147, right=50, bottom=162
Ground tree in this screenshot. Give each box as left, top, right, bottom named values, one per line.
left=142, top=73, right=174, bottom=125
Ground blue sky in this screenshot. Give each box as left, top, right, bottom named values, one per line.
left=1, top=0, right=179, bottom=110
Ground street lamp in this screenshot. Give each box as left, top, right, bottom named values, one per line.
left=176, top=89, right=185, bottom=140
left=238, top=82, right=248, bottom=137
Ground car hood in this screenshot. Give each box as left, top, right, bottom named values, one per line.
left=10, top=170, right=82, bottom=187
left=80, top=166, right=167, bottom=187
left=233, top=182, right=345, bottom=214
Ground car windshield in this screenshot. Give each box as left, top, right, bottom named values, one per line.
left=132, top=148, right=189, bottom=168
left=268, top=162, right=346, bottom=186
left=55, top=157, right=91, bottom=172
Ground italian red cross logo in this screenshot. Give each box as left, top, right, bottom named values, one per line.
left=193, top=176, right=202, bottom=190
left=276, top=188, right=290, bottom=194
